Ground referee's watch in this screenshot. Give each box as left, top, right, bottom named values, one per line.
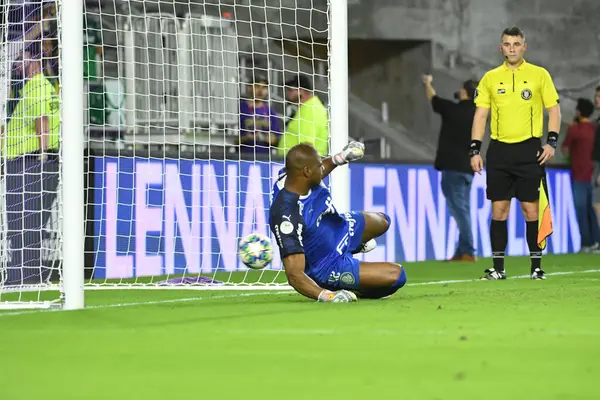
left=546, top=131, right=559, bottom=149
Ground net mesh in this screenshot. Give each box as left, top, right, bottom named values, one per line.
left=83, top=0, right=331, bottom=289
left=0, top=1, right=63, bottom=308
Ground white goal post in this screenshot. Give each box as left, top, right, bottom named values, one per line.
left=0, top=0, right=348, bottom=310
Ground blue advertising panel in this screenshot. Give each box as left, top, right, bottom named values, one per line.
left=91, top=157, right=580, bottom=279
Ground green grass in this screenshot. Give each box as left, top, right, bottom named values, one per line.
left=1, top=254, right=599, bottom=400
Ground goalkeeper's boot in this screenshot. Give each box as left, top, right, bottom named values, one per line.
left=530, top=268, right=546, bottom=280
left=354, top=239, right=377, bottom=254
left=480, top=268, right=506, bottom=280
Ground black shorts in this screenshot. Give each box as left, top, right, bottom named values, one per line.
left=485, top=138, right=545, bottom=202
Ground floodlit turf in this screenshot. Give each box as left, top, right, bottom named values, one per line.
left=1, top=254, right=599, bottom=400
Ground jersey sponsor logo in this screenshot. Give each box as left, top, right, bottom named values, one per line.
left=336, top=232, right=350, bottom=255
left=280, top=220, right=294, bottom=235
left=316, top=196, right=336, bottom=227
left=282, top=215, right=291, bottom=221
left=343, top=212, right=357, bottom=238
left=497, top=88, right=505, bottom=94
left=340, top=272, right=355, bottom=285
left=521, top=89, right=532, bottom=100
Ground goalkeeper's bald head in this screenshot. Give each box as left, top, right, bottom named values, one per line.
left=284, top=143, right=322, bottom=189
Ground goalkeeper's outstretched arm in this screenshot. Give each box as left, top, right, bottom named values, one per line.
left=283, top=253, right=325, bottom=300
left=320, top=140, right=365, bottom=179
left=283, top=254, right=358, bottom=303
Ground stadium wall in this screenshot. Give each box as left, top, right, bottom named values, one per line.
left=87, top=155, right=580, bottom=279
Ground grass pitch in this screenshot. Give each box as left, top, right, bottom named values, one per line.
left=1, top=254, right=599, bottom=400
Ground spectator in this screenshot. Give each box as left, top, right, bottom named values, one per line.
left=423, top=75, right=477, bottom=262
left=592, top=86, right=600, bottom=224
left=562, top=98, right=600, bottom=253
left=277, top=74, right=329, bottom=157
left=239, top=75, right=282, bottom=154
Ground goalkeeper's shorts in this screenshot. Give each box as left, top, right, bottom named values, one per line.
left=312, top=211, right=366, bottom=291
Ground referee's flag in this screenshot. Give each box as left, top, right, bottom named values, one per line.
left=537, top=177, right=553, bottom=250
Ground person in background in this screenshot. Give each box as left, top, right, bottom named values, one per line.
left=563, top=98, right=600, bottom=253
left=6, top=44, right=60, bottom=160
left=3, top=44, right=61, bottom=285
left=423, top=75, right=477, bottom=262
left=239, top=75, right=282, bottom=154
left=592, top=86, right=600, bottom=225
left=277, top=74, right=329, bottom=157
left=1, top=3, right=43, bottom=133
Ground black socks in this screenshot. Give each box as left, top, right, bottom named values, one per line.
left=491, top=219, right=541, bottom=272
left=490, top=219, right=507, bottom=272
left=526, top=220, right=542, bottom=271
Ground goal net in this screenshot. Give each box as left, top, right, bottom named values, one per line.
left=0, top=0, right=344, bottom=309
left=83, top=0, right=337, bottom=291
left=0, top=1, right=63, bottom=309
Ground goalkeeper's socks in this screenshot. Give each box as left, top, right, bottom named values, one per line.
left=490, top=219, right=508, bottom=272
left=526, top=220, right=542, bottom=272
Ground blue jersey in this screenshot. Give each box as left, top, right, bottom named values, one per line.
left=269, top=170, right=359, bottom=279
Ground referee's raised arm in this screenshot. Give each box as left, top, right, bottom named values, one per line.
left=468, top=26, right=562, bottom=282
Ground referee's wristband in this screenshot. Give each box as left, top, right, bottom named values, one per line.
left=469, top=140, right=482, bottom=157
left=546, top=131, right=559, bottom=148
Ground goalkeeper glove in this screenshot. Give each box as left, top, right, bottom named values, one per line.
left=332, top=141, right=365, bottom=166
left=317, top=289, right=358, bottom=303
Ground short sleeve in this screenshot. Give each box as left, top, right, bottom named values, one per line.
left=431, top=95, right=453, bottom=115
left=474, top=73, right=491, bottom=109
left=541, top=68, right=559, bottom=108
left=270, top=200, right=305, bottom=259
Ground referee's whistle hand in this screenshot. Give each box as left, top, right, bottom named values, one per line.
left=471, top=155, right=484, bottom=174
left=537, top=145, right=555, bottom=165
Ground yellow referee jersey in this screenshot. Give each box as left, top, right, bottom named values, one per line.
left=474, top=60, right=559, bottom=143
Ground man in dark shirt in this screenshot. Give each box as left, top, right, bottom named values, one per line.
left=562, top=98, right=600, bottom=252
left=592, top=86, right=600, bottom=223
left=423, top=75, right=477, bottom=261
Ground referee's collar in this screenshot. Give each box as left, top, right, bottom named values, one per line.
left=502, top=59, right=527, bottom=71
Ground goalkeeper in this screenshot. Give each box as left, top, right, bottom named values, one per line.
left=269, top=141, right=407, bottom=303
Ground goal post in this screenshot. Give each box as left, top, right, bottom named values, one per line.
left=0, top=0, right=349, bottom=308
left=61, top=0, right=85, bottom=310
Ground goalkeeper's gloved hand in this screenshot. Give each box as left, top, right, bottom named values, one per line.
left=332, top=141, right=365, bottom=166
left=317, top=289, right=358, bottom=303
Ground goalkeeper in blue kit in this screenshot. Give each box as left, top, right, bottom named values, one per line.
left=269, top=142, right=407, bottom=303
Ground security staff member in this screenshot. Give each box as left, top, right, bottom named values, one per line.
left=470, top=27, right=561, bottom=281
left=6, top=48, right=60, bottom=159
left=3, top=45, right=60, bottom=284
left=423, top=74, right=477, bottom=262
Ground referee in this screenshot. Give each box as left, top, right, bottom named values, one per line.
left=470, top=27, right=561, bottom=281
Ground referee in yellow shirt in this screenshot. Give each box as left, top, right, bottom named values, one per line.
left=470, top=27, right=561, bottom=281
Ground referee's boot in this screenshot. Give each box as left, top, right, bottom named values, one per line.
left=530, top=268, right=546, bottom=280
left=480, top=268, right=506, bottom=280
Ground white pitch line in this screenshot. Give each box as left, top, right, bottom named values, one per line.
left=1, top=269, right=599, bottom=318
left=0, top=291, right=292, bottom=318
left=406, top=268, right=600, bottom=286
